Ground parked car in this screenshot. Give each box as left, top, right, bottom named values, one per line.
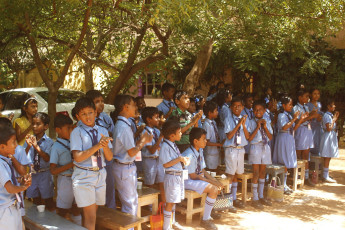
left=0, top=87, right=114, bottom=121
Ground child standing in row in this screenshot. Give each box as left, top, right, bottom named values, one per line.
left=24, top=112, right=55, bottom=211
left=157, top=83, right=176, bottom=118
left=71, top=97, right=113, bottom=230
left=216, top=89, right=232, bottom=142
left=320, top=99, right=339, bottom=183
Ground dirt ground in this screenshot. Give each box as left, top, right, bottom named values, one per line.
left=171, top=142, right=345, bottom=230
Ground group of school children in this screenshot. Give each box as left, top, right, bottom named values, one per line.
left=0, top=81, right=340, bottom=230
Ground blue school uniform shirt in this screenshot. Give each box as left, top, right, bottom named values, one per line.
left=219, top=104, right=232, bottom=126
left=277, top=111, right=295, bottom=132
left=248, top=117, right=273, bottom=144
left=24, top=134, right=54, bottom=170
left=13, top=145, right=32, bottom=178
left=96, top=112, right=115, bottom=135
left=113, top=116, right=136, bottom=163
left=142, top=126, right=161, bottom=158
left=263, top=109, right=273, bottom=124
left=202, top=118, right=219, bottom=155
left=0, top=155, right=17, bottom=209
left=307, top=102, right=323, bottom=124
left=50, top=138, right=73, bottom=175
left=159, top=139, right=183, bottom=172
left=322, top=112, right=336, bottom=132
left=157, top=99, right=175, bottom=115
left=292, top=103, right=310, bottom=126
left=182, top=146, right=206, bottom=175
left=70, top=122, right=111, bottom=168
left=241, top=107, right=254, bottom=120
left=223, top=113, right=250, bottom=147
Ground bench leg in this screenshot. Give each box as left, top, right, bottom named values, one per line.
left=200, top=195, right=206, bottom=221
left=242, top=178, right=248, bottom=204
left=315, top=161, right=320, bottom=183
left=137, top=206, right=142, bottom=230
left=293, top=168, right=298, bottom=191
left=300, top=166, right=305, bottom=188
left=152, top=196, right=158, bottom=215
left=186, top=196, right=193, bottom=225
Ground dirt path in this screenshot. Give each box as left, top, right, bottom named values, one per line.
left=177, top=146, right=345, bottom=230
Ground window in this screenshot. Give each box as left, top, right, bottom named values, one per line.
left=3, top=92, right=30, bottom=110
left=141, top=73, right=162, bottom=97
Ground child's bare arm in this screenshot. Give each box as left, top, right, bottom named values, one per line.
left=163, top=156, right=186, bottom=168
left=128, top=132, right=153, bottom=157
left=4, top=174, right=31, bottom=194
left=8, top=155, right=27, bottom=176
left=248, top=122, right=261, bottom=142
left=206, top=141, right=222, bottom=147
left=50, top=163, right=74, bottom=175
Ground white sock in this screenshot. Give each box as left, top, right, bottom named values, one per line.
left=305, top=169, right=309, bottom=180
left=163, top=210, right=172, bottom=230
left=284, top=173, right=288, bottom=188
left=203, top=196, right=216, bottom=220
left=323, top=168, right=329, bottom=179
left=252, top=183, right=259, bottom=201
left=258, top=179, right=265, bottom=199
left=172, top=204, right=176, bottom=224
left=232, top=182, right=238, bottom=200
left=71, top=215, right=82, bottom=225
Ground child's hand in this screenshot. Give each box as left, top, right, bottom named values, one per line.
left=23, top=174, right=32, bottom=188
left=99, top=134, right=113, bottom=147
left=180, top=156, right=190, bottom=166
left=141, top=131, right=153, bottom=144
left=241, top=115, right=247, bottom=125
left=261, top=119, right=267, bottom=127
left=8, top=113, right=14, bottom=121
left=25, top=135, right=33, bottom=147
left=168, top=107, right=176, bottom=114
left=137, top=124, right=146, bottom=134
left=300, top=112, right=308, bottom=121
left=31, top=136, right=38, bottom=148
left=293, top=111, right=300, bottom=120
left=334, top=111, right=340, bottom=121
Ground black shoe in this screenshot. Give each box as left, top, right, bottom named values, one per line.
left=228, top=205, right=237, bottom=213
left=172, top=222, right=184, bottom=230
left=305, top=178, right=316, bottom=187
left=233, top=200, right=245, bottom=209
left=259, top=198, right=272, bottom=206
left=200, top=218, right=218, bottom=230
left=211, top=211, right=222, bottom=220
left=251, top=200, right=264, bottom=210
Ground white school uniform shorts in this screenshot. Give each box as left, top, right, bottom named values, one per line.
left=184, top=179, right=209, bottom=195
left=142, top=158, right=165, bottom=185
left=26, top=170, right=54, bottom=199
left=0, top=204, right=23, bottom=230
left=164, top=174, right=185, bottom=203
left=204, top=154, right=220, bottom=170
left=72, top=167, right=107, bottom=208
left=249, top=143, right=272, bottom=165
left=224, top=147, right=245, bottom=175
left=57, top=175, right=75, bottom=209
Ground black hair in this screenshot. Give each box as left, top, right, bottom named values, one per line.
left=74, top=97, right=96, bottom=115
left=86, top=90, right=103, bottom=101
left=142, top=107, right=159, bottom=124
left=207, top=85, right=217, bottom=96
left=203, top=101, right=218, bottom=118
left=20, top=94, right=38, bottom=117
left=161, top=119, right=180, bottom=138
left=71, top=107, right=77, bottom=121
left=135, top=96, right=144, bottom=103
left=253, top=100, right=266, bottom=110
left=216, top=89, right=232, bottom=107
left=309, top=88, right=320, bottom=95
left=54, top=114, right=73, bottom=128
left=242, top=93, right=253, bottom=101
left=231, top=96, right=243, bottom=105
left=216, top=81, right=225, bottom=88
left=113, top=94, right=134, bottom=121
left=33, top=112, right=50, bottom=125
left=189, top=127, right=206, bottom=145
left=324, top=98, right=335, bottom=108
left=279, top=96, right=292, bottom=113
left=0, top=117, right=16, bottom=145
left=161, top=83, right=175, bottom=93
left=174, top=90, right=188, bottom=101
left=194, top=94, right=205, bottom=110
left=297, top=89, right=308, bottom=98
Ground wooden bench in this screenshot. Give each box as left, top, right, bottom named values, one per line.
left=137, top=187, right=160, bottom=230
left=266, top=164, right=285, bottom=184
left=23, top=200, right=86, bottom=230
left=237, top=172, right=253, bottom=204
left=96, top=206, right=145, bottom=230
left=310, top=155, right=324, bottom=183
left=176, top=190, right=207, bottom=225
left=292, top=160, right=307, bottom=191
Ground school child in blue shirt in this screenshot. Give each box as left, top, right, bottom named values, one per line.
left=292, top=89, right=319, bottom=187
left=141, top=107, right=165, bottom=198
left=273, top=96, right=306, bottom=194
left=202, top=101, right=223, bottom=171
left=0, top=117, right=31, bottom=230
left=215, top=89, right=232, bottom=141
left=241, top=93, right=254, bottom=120
left=306, top=88, right=323, bottom=156
left=50, top=114, right=81, bottom=224
left=223, top=97, right=250, bottom=209
left=159, top=120, right=190, bottom=230
left=182, top=128, right=223, bottom=230
left=319, top=99, right=339, bottom=183
left=71, top=97, right=113, bottom=230
left=248, top=101, right=273, bottom=209
left=24, top=112, right=55, bottom=211
left=112, top=95, right=152, bottom=224
left=86, top=90, right=116, bottom=209
left=157, top=83, right=176, bottom=118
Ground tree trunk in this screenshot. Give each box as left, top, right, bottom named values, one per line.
left=47, top=88, right=58, bottom=138
left=84, top=61, right=94, bottom=91
left=183, top=38, right=214, bottom=96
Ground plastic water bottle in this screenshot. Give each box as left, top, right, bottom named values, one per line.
left=271, top=177, right=276, bottom=187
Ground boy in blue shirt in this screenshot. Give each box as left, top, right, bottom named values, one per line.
left=159, top=119, right=190, bottom=230
left=157, top=83, right=176, bottom=118
left=0, top=117, right=31, bottom=230
left=50, top=114, right=81, bottom=224
left=71, top=97, right=113, bottom=230
left=224, top=97, right=250, bottom=209
left=86, top=89, right=116, bottom=209
left=202, top=101, right=223, bottom=171
left=182, top=127, right=223, bottom=230
left=24, top=112, right=55, bottom=211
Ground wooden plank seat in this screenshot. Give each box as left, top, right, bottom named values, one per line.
left=96, top=206, right=145, bottom=230
left=237, top=172, right=253, bottom=204
left=291, top=160, right=307, bottom=191
left=266, top=164, right=285, bottom=184
left=176, top=190, right=207, bottom=225
left=23, top=200, right=86, bottom=230
left=137, top=187, right=160, bottom=230
left=310, top=155, right=324, bottom=183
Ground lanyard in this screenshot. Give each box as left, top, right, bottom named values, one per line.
left=190, top=146, right=202, bottom=174
left=96, top=117, right=111, bottom=130
left=145, top=127, right=158, bottom=142
left=118, top=118, right=131, bottom=128
left=163, top=140, right=180, bottom=156
left=163, top=100, right=172, bottom=110
left=56, top=139, right=73, bottom=160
